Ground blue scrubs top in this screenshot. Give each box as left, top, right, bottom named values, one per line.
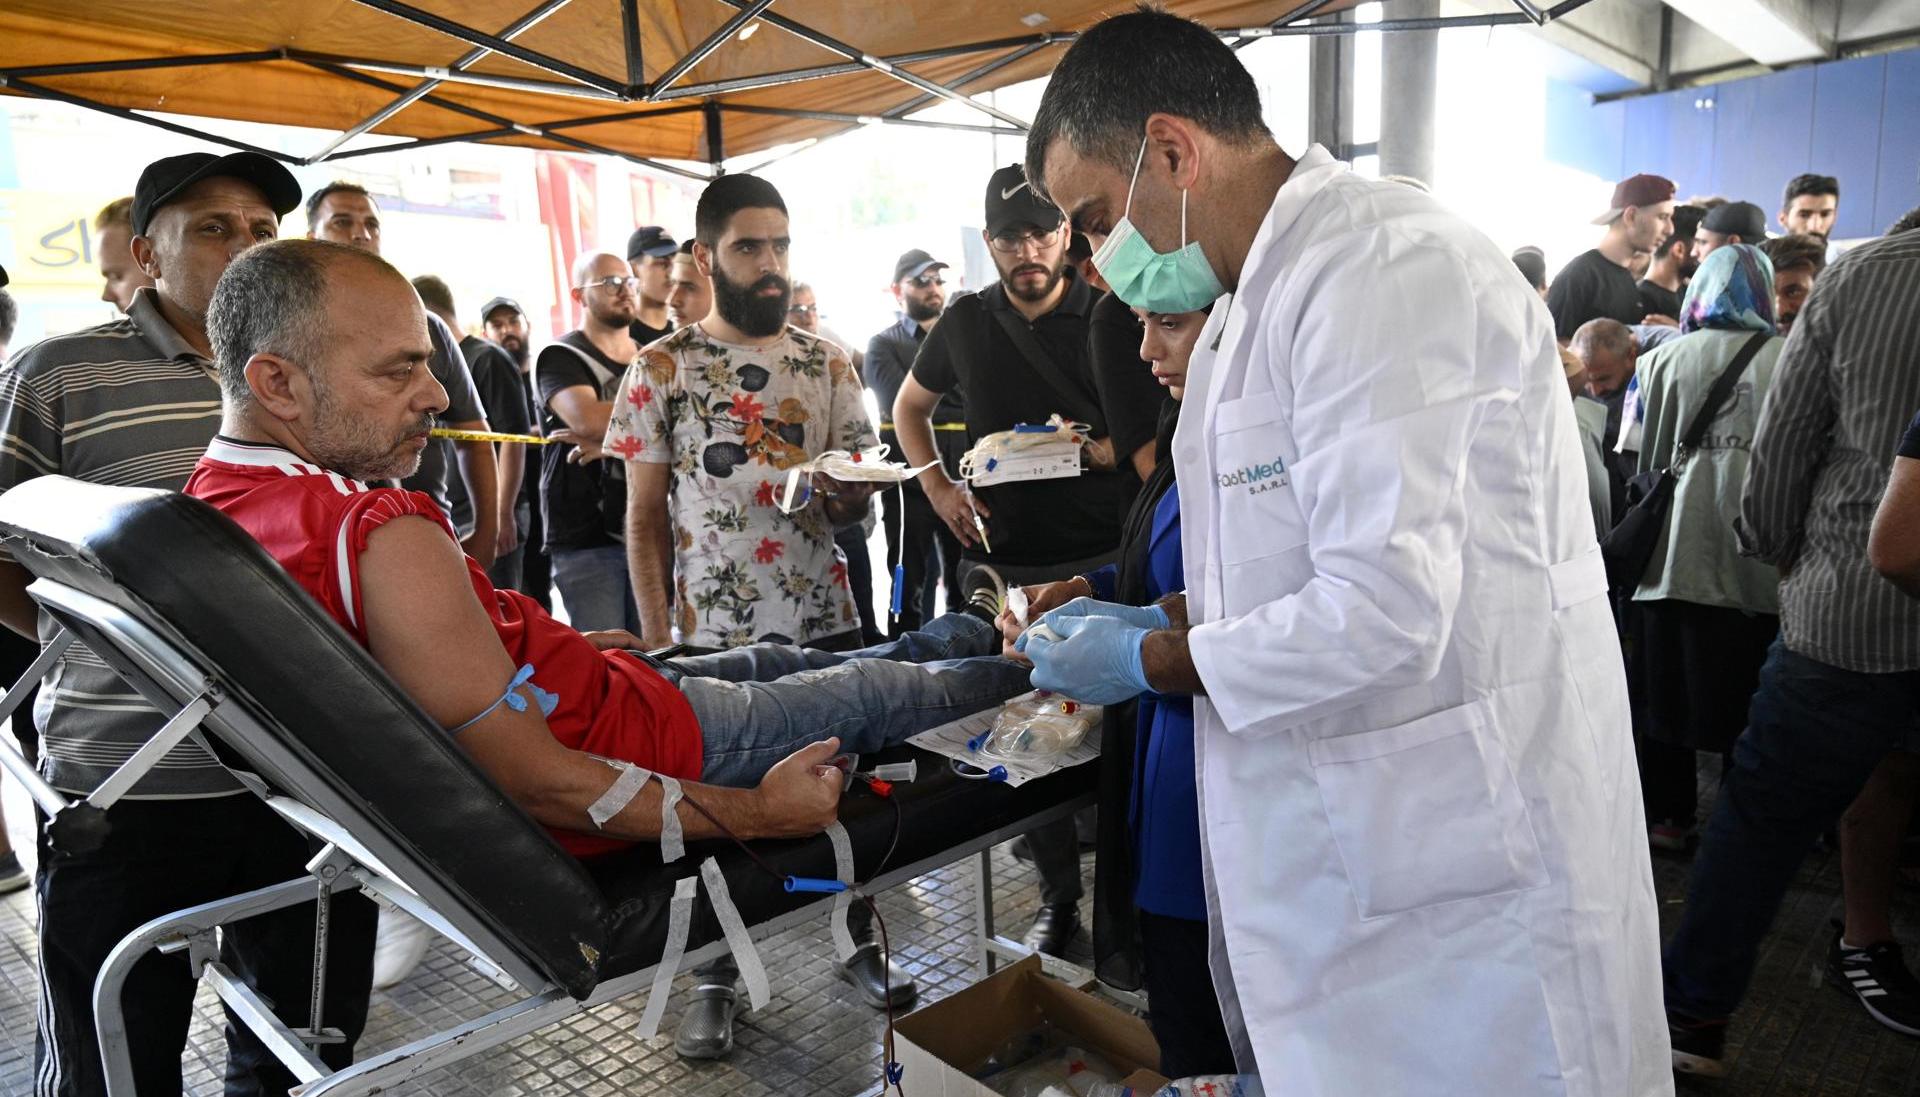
left=1083, top=485, right=1205, bottom=922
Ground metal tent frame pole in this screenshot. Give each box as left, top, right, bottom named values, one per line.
left=649, top=0, right=779, bottom=97
left=344, top=0, right=629, bottom=97
left=309, top=0, right=582, bottom=162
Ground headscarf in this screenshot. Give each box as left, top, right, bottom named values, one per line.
left=1680, top=243, right=1775, bottom=334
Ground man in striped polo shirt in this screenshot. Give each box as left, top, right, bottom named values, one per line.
left=0, top=152, right=378, bottom=1097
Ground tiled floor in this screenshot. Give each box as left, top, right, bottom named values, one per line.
left=0, top=767, right=1917, bottom=1096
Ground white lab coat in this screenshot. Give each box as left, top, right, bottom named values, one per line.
left=1176, top=146, right=1670, bottom=1096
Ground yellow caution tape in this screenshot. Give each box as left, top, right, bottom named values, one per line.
left=429, top=427, right=554, bottom=445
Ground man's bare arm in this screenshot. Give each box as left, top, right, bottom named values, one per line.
left=1154, top=591, right=1188, bottom=630
left=625, top=460, right=675, bottom=645
left=449, top=424, right=499, bottom=568
left=893, top=375, right=981, bottom=547
left=1871, top=455, right=1920, bottom=598
left=547, top=384, right=612, bottom=440
left=359, top=515, right=841, bottom=840
left=494, top=438, right=526, bottom=560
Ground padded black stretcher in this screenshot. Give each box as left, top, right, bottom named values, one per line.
left=0, top=476, right=1095, bottom=1094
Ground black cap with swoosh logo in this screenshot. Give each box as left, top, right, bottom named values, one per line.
left=985, top=163, right=1064, bottom=237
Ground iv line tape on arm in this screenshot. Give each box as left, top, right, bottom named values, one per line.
left=587, top=761, right=652, bottom=830
left=776, top=444, right=939, bottom=514
left=634, top=874, right=699, bottom=1039
left=825, top=820, right=859, bottom=962
left=655, top=774, right=685, bottom=863
left=702, top=856, right=773, bottom=1010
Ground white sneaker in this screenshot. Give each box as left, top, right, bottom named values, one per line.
left=371, top=909, right=435, bottom=989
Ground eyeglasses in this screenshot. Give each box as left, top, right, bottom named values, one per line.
left=907, top=274, right=945, bottom=289
left=989, top=226, right=1064, bottom=254
left=787, top=303, right=820, bottom=317
left=576, top=276, right=639, bottom=293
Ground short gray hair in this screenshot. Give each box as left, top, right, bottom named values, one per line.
left=1570, top=318, right=1634, bottom=364
left=207, top=239, right=393, bottom=410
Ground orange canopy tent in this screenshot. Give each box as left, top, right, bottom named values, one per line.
left=0, top=0, right=1585, bottom=177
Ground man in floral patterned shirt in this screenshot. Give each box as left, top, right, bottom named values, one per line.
left=607, top=172, right=877, bottom=652
left=606, top=173, right=905, bottom=1056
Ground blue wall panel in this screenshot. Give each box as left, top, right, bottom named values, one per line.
left=1623, top=88, right=1717, bottom=199
left=1811, top=55, right=1887, bottom=240
left=1547, top=47, right=1920, bottom=240
left=1712, top=68, right=1815, bottom=216
left=1546, top=78, right=1624, bottom=182
left=1875, top=50, right=1920, bottom=233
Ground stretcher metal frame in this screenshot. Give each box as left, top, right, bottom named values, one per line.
left=0, top=574, right=1096, bottom=1096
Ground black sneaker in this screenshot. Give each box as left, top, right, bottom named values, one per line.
left=1826, top=928, right=1920, bottom=1036
left=1668, top=1013, right=1727, bottom=1077
left=960, top=564, right=1007, bottom=624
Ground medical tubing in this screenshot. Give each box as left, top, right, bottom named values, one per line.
left=783, top=876, right=849, bottom=893
left=448, top=663, right=544, bottom=734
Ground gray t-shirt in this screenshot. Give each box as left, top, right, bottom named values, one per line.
left=0, top=288, right=240, bottom=797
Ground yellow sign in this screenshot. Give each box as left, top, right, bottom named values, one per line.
left=0, top=190, right=131, bottom=292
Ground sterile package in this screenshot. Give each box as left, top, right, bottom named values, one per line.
left=959, top=416, right=1089, bottom=488
left=973, top=1023, right=1125, bottom=1097
left=907, top=691, right=1103, bottom=786
left=976, top=694, right=1099, bottom=766
left=776, top=444, right=939, bottom=512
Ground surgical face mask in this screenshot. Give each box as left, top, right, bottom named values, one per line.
left=1092, top=136, right=1225, bottom=313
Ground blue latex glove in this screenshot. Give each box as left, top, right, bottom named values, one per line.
left=1023, top=613, right=1152, bottom=704
left=1046, top=595, right=1171, bottom=633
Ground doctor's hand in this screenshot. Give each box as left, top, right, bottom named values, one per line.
left=1048, top=596, right=1171, bottom=633
left=1021, top=613, right=1152, bottom=705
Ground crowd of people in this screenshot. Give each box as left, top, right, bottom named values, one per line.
left=1531, top=165, right=1920, bottom=1075
left=0, top=7, right=1918, bottom=1094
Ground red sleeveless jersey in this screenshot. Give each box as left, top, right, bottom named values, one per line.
left=187, top=437, right=703, bottom=856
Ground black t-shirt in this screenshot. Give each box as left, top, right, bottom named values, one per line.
left=1900, top=411, right=1920, bottom=460
left=449, top=335, right=537, bottom=533
left=629, top=318, right=672, bottom=348
left=400, top=313, right=487, bottom=529
left=1087, top=291, right=1174, bottom=465
left=1637, top=279, right=1682, bottom=320
left=1547, top=249, right=1643, bottom=340
left=910, top=272, right=1153, bottom=566
left=536, top=331, right=629, bottom=552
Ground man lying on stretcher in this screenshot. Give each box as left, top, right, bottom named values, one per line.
left=186, top=239, right=1030, bottom=856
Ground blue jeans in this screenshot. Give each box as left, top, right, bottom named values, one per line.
left=663, top=613, right=1029, bottom=786
left=1664, top=641, right=1920, bottom=1020
left=549, top=545, right=638, bottom=634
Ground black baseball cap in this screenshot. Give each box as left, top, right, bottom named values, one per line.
left=892, top=249, right=947, bottom=283
left=627, top=226, right=677, bottom=260
left=479, top=296, right=524, bottom=324
left=1702, top=201, right=1767, bottom=240
left=131, top=151, right=301, bottom=237
left=985, top=164, right=1063, bottom=238
left=0, top=264, right=8, bottom=290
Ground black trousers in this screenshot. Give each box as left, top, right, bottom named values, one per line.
left=835, top=525, right=885, bottom=647
left=1138, top=911, right=1237, bottom=1079
left=881, top=483, right=961, bottom=637
left=35, top=795, right=376, bottom=1097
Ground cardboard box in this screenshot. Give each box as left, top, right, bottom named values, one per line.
left=893, top=955, right=1170, bottom=1096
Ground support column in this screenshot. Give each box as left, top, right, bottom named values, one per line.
left=1307, top=12, right=1353, bottom=160
left=703, top=99, right=725, bottom=174
left=1378, top=0, right=1440, bottom=187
